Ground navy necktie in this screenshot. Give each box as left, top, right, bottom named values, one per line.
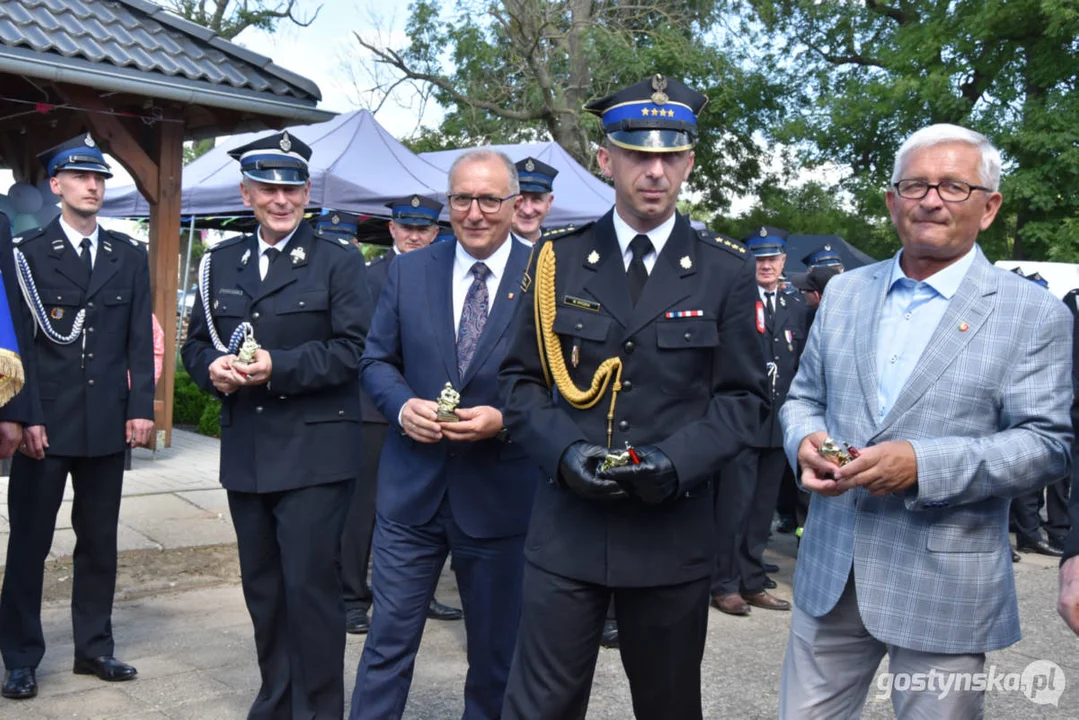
left=79, top=237, right=93, bottom=273
left=627, top=234, right=652, bottom=306
left=262, top=247, right=280, bottom=281
left=765, top=291, right=775, bottom=318
left=456, top=262, right=491, bottom=377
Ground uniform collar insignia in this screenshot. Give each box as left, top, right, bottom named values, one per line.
left=587, top=250, right=600, bottom=265
left=679, top=255, right=692, bottom=270
left=290, top=246, right=306, bottom=264
left=240, top=248, right=251, bottom=266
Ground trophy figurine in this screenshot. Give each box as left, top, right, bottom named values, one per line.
left=436, top=382, right=461, bottom=423
left=817, top=437, right=859, bottom=467
left=235, top=325, right=261, bottom=367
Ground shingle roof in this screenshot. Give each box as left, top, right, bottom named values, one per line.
left=0, top=0, right=320, bottom=101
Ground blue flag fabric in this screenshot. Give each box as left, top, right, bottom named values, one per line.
left=0, top=270, right=24, bottom=407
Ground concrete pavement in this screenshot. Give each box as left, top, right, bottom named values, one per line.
left=0, top=429, right=1075, bottom=718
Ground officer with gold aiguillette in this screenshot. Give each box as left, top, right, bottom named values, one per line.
left=498, top=76, right=769, bottom=720
left=182, top=130, right=372, bottom=719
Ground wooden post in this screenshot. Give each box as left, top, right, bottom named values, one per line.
left=148, top=119, right=183, bottom=447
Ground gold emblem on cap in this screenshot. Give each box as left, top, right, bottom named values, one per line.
left=411, top=196, right=421, bottom=208
left=680, top=255, right=692, bottom=270
left=651, top=74, right=669, bottom=105
left=331, top=213, right=340, bottom=225
left=525, top=159, right=535, bottom=172
left=84, top=134, right=95, bottom=147
left=587, top=250, right=600, bottom=265
left=279, top=132, right=292, bottom=152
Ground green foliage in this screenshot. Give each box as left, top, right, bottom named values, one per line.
left=172, top=366, right=210, bottom=425
left=197, top=399, right=222, bottom=438
left=723, top=0, right=1079, bottom=261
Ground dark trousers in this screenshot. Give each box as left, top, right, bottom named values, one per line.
left=228, top=479, right=354, bottom=720
left=775, top=464, right=798, bottom=520
left=502, top=562, right=710, bottom=720
left=712, top=446, right=787, bottom=596
left=349, top=500, right=525, bottom=720
left=341, top=422, right=386, bottom=613
left=0, top=452, right=125, bottom=669
left=1013, top=476, right=1072, bottom=547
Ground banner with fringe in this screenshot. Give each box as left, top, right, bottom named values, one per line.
left=0, top=271, right=24, bottom=407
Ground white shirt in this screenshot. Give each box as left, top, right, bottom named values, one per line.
left=452, top=237, right=513, bottom=337
left=59, top=216, right=99, bottom=267
left=612, top=210, right=676, bottom=273
left=758, top=285, right=779, bottom=307
left=512, top=232, right=535, bottom=247
left=257, top=226, right=299, bottom=280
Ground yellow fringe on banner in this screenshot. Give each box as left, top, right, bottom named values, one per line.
left=0, top=349, right=25, bottom=408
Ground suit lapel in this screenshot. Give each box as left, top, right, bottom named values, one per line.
left=872, top=252, right=997, bottom=437
left=856, top=263, right=891, bottom=415
left=253, top=225, right=310, bottom=303
left=582, top=212, right=632, bottom=328
left=234, top=235, right=262, bottom=301
left=43, top=221, right=89, bottom=290
left=86, top=233, right=120, bottom=299
left=427, top=242, right=460, bottom=386
left=623, top=214, right=694, bottom=339
left=460, top=239, right=527, bottom=389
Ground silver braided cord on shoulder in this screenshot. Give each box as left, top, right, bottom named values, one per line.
left=13, top=248, right=85, bottom=344
left=198, top=250, right=251, bottom=355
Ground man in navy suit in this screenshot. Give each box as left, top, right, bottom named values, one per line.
left=349, top=150, right=539, bottom=720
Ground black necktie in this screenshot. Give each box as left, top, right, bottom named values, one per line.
left=627, top=234, right=653, bottom=306
left=79, top=237, right=93, bottom=273
left=263, top=247, right=280, bottom=280
left=765, top=291, right=775, bottom=318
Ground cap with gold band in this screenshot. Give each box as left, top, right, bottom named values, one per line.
left=584, top=75, right=708, bottom=152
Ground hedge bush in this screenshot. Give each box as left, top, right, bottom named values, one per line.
left=197, top=399, right=222, bottom=438
left=173, top=367, right=210, bottom=425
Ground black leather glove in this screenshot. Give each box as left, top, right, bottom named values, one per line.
left=557, top=441, right=629, bottom=502
left=597, top=445, right=679, bottom=504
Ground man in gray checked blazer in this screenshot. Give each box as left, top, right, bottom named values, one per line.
left=779, top=124, right=1073, bottom=719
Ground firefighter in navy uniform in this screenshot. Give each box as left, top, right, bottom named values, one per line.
left=0, top=134, right=154, bottom=700
left=512, top=157, right=558, bottom=246
left=711, top=231, right=808, bottom=617
left=498, top=76, right=769, bottom=720
left=182, top=131, right=372, bottom=719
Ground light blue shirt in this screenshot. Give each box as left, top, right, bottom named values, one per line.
left=875, top=246, right=977, bottom=421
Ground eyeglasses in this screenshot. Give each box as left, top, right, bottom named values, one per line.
left=893, top=179, right=992, bottom=203
left=447, top=193, right=518, bottom=213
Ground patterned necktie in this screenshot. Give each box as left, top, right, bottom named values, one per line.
left=79, top=237, right=93, bottom=273
left=456, top=262, right=491, bottom=377
left=627, top=234, right=652, bottom=306
left=262, top=247, right=280, bottom=281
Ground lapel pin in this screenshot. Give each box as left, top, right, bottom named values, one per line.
left=50, top=307, right=64, bottom=320
left=680, top=255, right=692, bottom=270
left=587, top=250, right=600, bottom=265
left=241, top=249, right=251, bottom=266
left=959, top=321, right=969, bottom=332
left=507, top=292, right=515, bottom=300
left=213, top=298, right=220, bottom=310
left=290, top=246, right=306, bottom=264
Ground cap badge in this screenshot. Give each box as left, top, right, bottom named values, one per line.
left=290, top=246, right=306, bottom=264
left=331, top=213, right=340, bottom=225
left=410, top=196, right=421, bottom=208
left=680, top=255, right=692, bottom=270
left=525, top=159, right=535, bottom=172
left=759, top=227, right=767, bottom=237
left=587, top=250, right=600, bottom=265
left=279, top=132, right=292, bottom=152
left=824, top=244, right=832, bottom=251
left=84, top=135, right=95, bottom=147
left=650, top=74, right=668, bottom=105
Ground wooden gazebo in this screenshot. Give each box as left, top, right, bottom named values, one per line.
left=0, top=0, right=334, bottom=444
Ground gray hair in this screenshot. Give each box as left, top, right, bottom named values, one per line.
left=891, top=124, right=1002, bottom=191
left=447, top=149, right=520, bottom=196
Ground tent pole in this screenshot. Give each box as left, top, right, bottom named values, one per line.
left=177, top=215, right=196, bottom=361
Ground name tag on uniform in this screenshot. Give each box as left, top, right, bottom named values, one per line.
left=563, top=295, right=600, bottom=312
left=218, top=288, right=244, bottom=296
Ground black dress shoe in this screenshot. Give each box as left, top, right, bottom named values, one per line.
left=73, top=656, right=137, bottom=682
left=763, top=576, right=777, bottom=590
left=1012, top=549, right=1021, bottom=563
left=764, top=563, right=779, bottom=574
left=1, top=668, right=36, bottom=699
left=1017, top=539, right=1063, bottom=557
left=346, top=608, right=370, bottom=635
left=599, top=619, right=619, bottom=649
left=427, top=597, right=463, bottom=621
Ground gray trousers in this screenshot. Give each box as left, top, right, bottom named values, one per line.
left=779, top=576, right=985, bottom=719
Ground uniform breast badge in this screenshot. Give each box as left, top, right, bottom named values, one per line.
left=817, top=438, right=860, bottom=467
left=435, top=382, right=461, bottom=423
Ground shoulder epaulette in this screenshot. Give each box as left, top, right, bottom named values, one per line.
left=541, top=223, right=592, bottom=241
left=209, top=234, right=249, bottom=253
left=315, top=232, right=355, bottom=250
left=12, top=227, right=45, bottom=246
left=699, top=230, right=747, bottom=258
left=365, top=251, right=391, bottom=267
left=105, top=230, right=147, bottom=252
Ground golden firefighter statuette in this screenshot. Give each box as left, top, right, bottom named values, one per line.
left=436, top=382, right=461, bottom=423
